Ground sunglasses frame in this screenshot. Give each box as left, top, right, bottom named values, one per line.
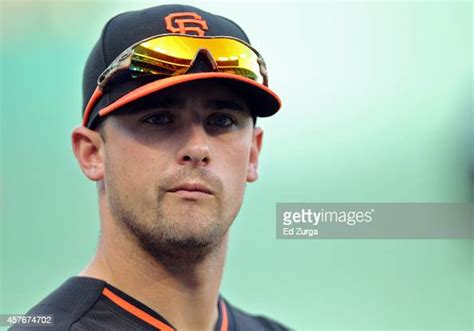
left=97, top=33, right=269, bottom=90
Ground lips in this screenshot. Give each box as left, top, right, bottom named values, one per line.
left=168, top=183, right=213, bottom=195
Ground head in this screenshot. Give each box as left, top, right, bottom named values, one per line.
left=73, top=79, right=263, bottom=266
left=72, top=4, right=280, bottom=266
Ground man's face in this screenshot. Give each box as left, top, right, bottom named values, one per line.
left=98, top=80, right=262, bottom=265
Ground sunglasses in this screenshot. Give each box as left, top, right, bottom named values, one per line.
left=83, top=34, right=269, bottom=127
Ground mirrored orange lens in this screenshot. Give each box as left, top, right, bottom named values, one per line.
left=129, top=35, right=264, bottom=83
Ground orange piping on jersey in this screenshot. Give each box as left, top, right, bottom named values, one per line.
left=102, top=287, right=175, bottom=331
left=219, top=299, right=228, bottom=331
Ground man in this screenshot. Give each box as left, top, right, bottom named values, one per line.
left=10, top=4, right=287, bottom=331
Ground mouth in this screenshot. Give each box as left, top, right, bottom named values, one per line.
left=167, top=183, right=214, bottom=199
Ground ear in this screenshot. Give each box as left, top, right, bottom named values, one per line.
left=246, top=126, right=263, bottom=183
left=71, top=125, right=105, bottom=181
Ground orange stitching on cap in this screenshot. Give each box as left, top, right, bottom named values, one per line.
left=82, top=87, right=103, bottom=127
left=97, top=72, right=282, bottom=117
left=165, top=12, right=208, bottom=36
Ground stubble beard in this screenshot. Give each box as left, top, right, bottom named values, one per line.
left=106, top=168, right=243, bottom=271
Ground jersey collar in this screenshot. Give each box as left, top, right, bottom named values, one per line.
left=102, top=282, right=234, bottom=331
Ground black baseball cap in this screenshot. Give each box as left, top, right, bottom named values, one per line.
left=82, top=4, right=281, bottom=129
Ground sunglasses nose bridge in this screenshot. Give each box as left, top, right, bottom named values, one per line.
left=185, top=48, right=219, bottom=74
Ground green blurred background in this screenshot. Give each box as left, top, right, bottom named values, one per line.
left=1, top=1, right=472, bottom=330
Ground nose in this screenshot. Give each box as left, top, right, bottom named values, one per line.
left=176, top=123, right=211, bottom=167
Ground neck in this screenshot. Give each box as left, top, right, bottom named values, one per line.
left=79, top=198, right=228, bottom=331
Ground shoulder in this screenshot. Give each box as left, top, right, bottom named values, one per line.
left=224, top=299, right=292, bottom=331
left=8, top=277, right=105, bottom=331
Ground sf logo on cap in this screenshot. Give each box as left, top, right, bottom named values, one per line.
left=165, top=12, right=209, bottom=36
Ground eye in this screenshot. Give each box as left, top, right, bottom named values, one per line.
left=141, top=112, right=173, bottom=125
left=207, top=113, right=236, bottom=128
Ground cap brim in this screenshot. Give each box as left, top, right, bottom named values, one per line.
left=97, top=72, right=281, bottom=119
